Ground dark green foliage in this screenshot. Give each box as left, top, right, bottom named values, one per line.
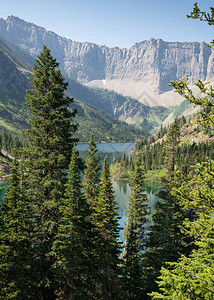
left=0, top=154, right=33, bottom=299
left=164, top=119, right=180, bottom=176
left=142, top=122, right=189, bottom=298
left=82, top=134, right=100, bottom=208
left=82, top=137, right=123, bottom=298
left=53, top=146, right=95, bottom=299
left=21, top=45, right=77, bottom=298
left=150, top=160, right=214, bottom=299
left=142, top=172, right=191, bottom=298
left=95, top=155, right=121, bottom=299
left=121, top=155, right=149, bottom=299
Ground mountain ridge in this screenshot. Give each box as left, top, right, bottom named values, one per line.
left=0, top=36, right=150, bottom=140
left=1, top=16, right=213, bottom=105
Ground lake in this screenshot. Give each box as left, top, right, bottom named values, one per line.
left=77, top=142, right=161, bottom=240
left=76, top=142, right=136, bottom=165
left=0, top=143, right=161, bottom=241
left=113, top=179, right=161, bottom=240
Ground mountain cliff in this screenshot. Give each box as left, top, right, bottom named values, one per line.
left=0, top=16, right=213, bottom=105
left=0, top=36, right=151, bottom=140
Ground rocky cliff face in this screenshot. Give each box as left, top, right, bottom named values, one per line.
left=1, top=16, right=213, bottom=102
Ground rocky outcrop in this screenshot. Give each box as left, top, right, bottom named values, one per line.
left=1, top=16, right=213, bottom=101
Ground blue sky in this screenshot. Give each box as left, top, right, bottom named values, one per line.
left=1, top=0, right=214, bottom=48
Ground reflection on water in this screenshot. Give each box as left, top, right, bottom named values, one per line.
left=0, top=143, right=161, bottom=242
left=76, top=143, right=162, bottom=241
left=112, top=179, right=161, bottom=241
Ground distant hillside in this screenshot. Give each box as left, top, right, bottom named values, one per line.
left=0, top=38, right=30, bottom=131
left=0, top=37, right=148, bottom=141
left=111, top=113, right=214, bottom=182
left=67, top=79, right=170, bottom=133
left=72, top=100, right=147, bottom=142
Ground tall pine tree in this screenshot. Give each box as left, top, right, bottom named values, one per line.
left=53, top=146, right=95, bottom=299
left=142, top=121, right=190, bottom=298
left=82, top=134, right=100, bottom=209
left=122, top=155, right=149, bottom=300
left=0, top=154, right=33, bottom=299
left=22, top=45, right=77, bottom=299
left=164, top=118, right=180, bottom=178
left=95, top=155, right=121, bottom=299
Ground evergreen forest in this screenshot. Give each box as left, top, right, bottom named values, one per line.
left=0, top=3, right=214, bottom=299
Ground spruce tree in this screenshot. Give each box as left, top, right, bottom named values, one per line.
left=150, top=160, right=214, bottom=299
left=164, top=119, right=180, bottom=178
left=82, top=134, right=100, bottom=208
left=122, top=155, right=149, bottom=300
left=95, top=155, right=121, bottom=299
left=0, top=154, right=33, bottom=299
left=53, top=146, right=95, bottom=299
left=142, top=122, right=189, bottom=298
left=22, top=45, right=77, bottom=299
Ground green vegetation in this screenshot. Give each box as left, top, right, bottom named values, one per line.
left=0, top=49, right=125, bottom=299
left=121, top=155, right=149, bottom=299
left=149, top=3, right=214, bottom=298
left=173, top=100, right=190, bottom=118
left=111, top=115, right=214, bottom=182
left=1, top=3, right=214, bottom=298
left=150, top=160, right=214, bottom=299
left=73, top=99, right=147, bottom=142
left=67, top=79, right=170, bottom=134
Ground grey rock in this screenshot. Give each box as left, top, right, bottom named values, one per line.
left=1, top=16, right=213, bottom=97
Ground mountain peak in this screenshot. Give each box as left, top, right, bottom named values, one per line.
left=0, top=16, right=214, bottom=100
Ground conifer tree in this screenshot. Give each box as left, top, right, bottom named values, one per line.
left=164, top=119, right=180, bottom=178
left=150, top=160, right=214, bottom=299
left=22, top=45, right=77, bottom=299
left=95, top=155, right=121, bottom=299
left=82, top=134, right=100, bottom=208
left=142, top=125, right=190, bottom=298
left=53, top=146, right=95, bottom=299
left=122, top=155, right=149, bottom=299
left=0, top=154, right=33, bottom=299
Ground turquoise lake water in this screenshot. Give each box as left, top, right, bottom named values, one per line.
left=77, top=142, right=161, bottom=240
left=0, top=142, right=161, bottom=240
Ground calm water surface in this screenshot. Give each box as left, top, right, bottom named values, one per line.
left=113, top=179, right=161, bottom=240
left=76, top=142, right=136, bottom=165
left=77, top=142, right=161, bottom=240
left=0, top=143, right=161, bottom=240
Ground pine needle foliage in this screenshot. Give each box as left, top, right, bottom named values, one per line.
left=122, top=155, right=149, bottom=299
left=0, top=154, right=33, bottom=299
left=21, top=45, right=77, bottom=299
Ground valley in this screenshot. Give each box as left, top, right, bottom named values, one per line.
left=0, top=15, right=210, bottom=136
left=0, top=2, right=214, bottom=298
